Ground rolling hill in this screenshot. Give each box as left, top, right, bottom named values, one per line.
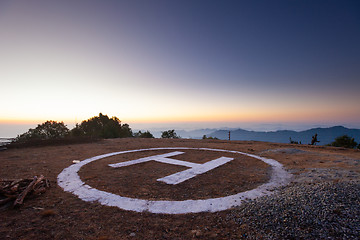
left=208, top=126, right=360, bottom=145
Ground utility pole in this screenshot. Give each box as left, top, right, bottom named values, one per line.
left=228, top=131, right=231, bottom=141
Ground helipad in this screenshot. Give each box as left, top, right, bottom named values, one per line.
left=57, top=147, right=291, bottom=214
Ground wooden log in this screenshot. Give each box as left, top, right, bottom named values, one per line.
left=1, top=176, right=50, bottom=208
left=45, top=179, right=50, bottom=188
left=0, top=179, right=22, bottom=189
left=33, top=187, right=46, bottom=195
left=11, top=183, right=19, bottom=192
left=0, top=197, right=13, bottom=206
left=32, top=175, right=45, bottom=191
left=13, top=176, right=37, bottom=206
left=9, top=179, right=23, bottom=188
left=4, top=193, right=17, bottom=199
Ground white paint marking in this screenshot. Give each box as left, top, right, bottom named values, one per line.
left=154, top=157, right=200, bottom=168
left=110, top=151, right=232, bottom=185
left=109, top=151, right=199, bottom=168
left=57, top=147, right=292, bottom=214
left=157, top=157, right=233, bottom=185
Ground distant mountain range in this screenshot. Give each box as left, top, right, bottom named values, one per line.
left=207, top=126, right=360, bottom=145
left=148, top=128, right=220, bottom=139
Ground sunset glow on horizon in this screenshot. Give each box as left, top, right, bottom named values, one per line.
left=1, top=1, right=360, bottom=137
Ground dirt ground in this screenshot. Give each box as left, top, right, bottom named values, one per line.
left=1, top=138, right=359, bottom=239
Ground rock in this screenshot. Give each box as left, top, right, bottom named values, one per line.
left=228, top=181, right=360, bottom=239
left=191, top=229, right=202, bottom=237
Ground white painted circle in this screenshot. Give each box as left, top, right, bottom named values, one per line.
left=57, top=147, right=291, bottom=214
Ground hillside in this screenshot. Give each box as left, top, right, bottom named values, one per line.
left=209, top=126, right=360, bottom=145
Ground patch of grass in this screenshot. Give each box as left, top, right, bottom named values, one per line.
left=7, top=137, right=100, bottom=149
left=40, top=209, right=56, bottom=217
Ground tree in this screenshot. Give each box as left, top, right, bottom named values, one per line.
left=12, top=114, right=134, bottom=146
left=202, top=135, right=218, bottom=140
left=310, top=133, right=320, bottom=145
left=14, top=121, right=69, bottom=142
left=134, top=130, right=154, bottom=138
left=289, top=137, right=299, bottom=144
left=78, top=113, right=132, bottom=138
left=328, top=135, right=358, bottom=149
left=161, top=130, right=179, bottom=139
left=70, top=123, right=85, bottom=137
left=119, top=123, right=133, bottom=138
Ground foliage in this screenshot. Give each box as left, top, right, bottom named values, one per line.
left=134, top=130, right=154, bottom=138
left=202, top=135, right=218, bottom=140
left=328, top=135, right=358, bottom=149
left=119, top=123, right=133, bottom=138
left=289, top=137, right=301, bottom=144
left=310, top=133, right=320, bottom=145
left=70, top=123, right=85, bottom=137
left=11, top=113, right=134, bottom=147
left=14, top=121, right=69, bottom=142
left=161, top=130, right=179, bottom=139
left=77, top=113, right=132, bottom=138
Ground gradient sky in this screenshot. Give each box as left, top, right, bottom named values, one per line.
left=1, top=0, right=360, bottom=136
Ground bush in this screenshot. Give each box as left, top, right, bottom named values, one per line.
left=14, top=120, right=69, bottom=143
left=202, top=135, right=218, bottom=140
left=118, top=123, right=133, bottom=138
left=289, top=137, right=300, bottom=144
left=328, top=135, right=358, bottom=149
left=134, top=130, right=154, bottom=138
left=161, top=130, right=179, bottom=139
left=77, top=113, right=132, bottom=138
left=10, top=113, right=134, bottom=147
left=70, top=123, right=85, bottom=137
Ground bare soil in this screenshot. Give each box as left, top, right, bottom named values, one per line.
left=0, top=138, right=359, bottom=239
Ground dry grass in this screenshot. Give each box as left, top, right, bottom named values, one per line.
left=40, top=209, right=56, bottom=217
left=0, top=138, right=359, bottom=239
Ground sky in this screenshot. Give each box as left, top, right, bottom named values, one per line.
left=1, top=0, right=360, bottom=137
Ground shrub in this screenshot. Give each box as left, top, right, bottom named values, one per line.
left=10, top=113, right=133, bottom=147
left=328, top=135, right=358, bottom=149
left=14, top=121, right=69, bottom=143
left=161, top=130, right=179, bottom=139
left=118, top=123, right=133, bottom=138
left=289, top=137, right=299, bottom=144
left=78, top=113, right=132, bottom=138
left=202, top=135, right=218, bottom=140
left=134, top=130, right=154, bottom=138
left=70, top=123, right=85, bottom=137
